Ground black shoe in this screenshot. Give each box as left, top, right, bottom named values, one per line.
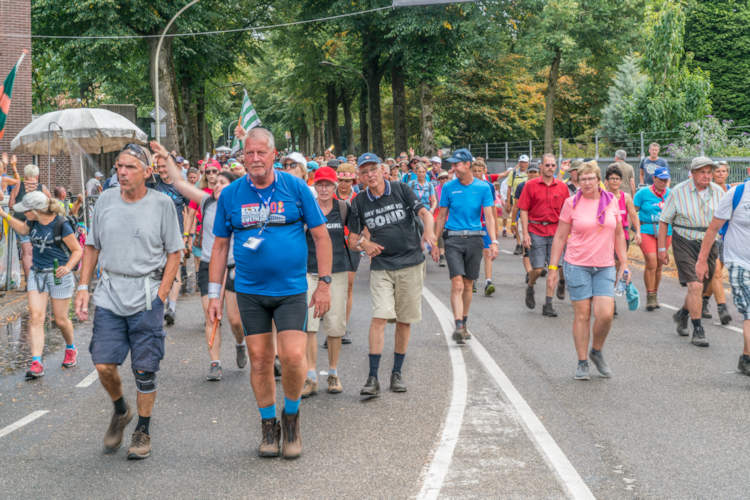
left=390, top=372, right=407, bottom=392
left=274, top=357, right=282, bottom=378
left=439, top=255, right=446, bottom=267
left=164, top=309, right=175, bottom=326
left=701, top=297, right=712, bottom=319
left=691, top=325, right=709, bottom=347
left=540, top=268, right=547, bottom=277
left=542, top=303, right=558, bottom=317
left=525, top=286, right=535, bottom=309
left=513, top=244, right=523, bottom=255
left=718, top=303, right=732, bottom=325
left=452, top=327, right=466, bottom=345
left=342, top=331, right=352, bottom=345
left=484, top=281, right=495, bottom=297
left=322, top=338, right=328, bottom=349
left=673, top=309, right=689, bottom=336
left=360, top=376, right=380, bottom=397
left=556, top=280, right=565, bottom=300
left=737, top=355, right=750, bottom=376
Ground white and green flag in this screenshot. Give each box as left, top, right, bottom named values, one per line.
left=231, top=89, right=261, bottom=151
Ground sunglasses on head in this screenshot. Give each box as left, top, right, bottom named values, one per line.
left=121, top=143, right=149, bottom=165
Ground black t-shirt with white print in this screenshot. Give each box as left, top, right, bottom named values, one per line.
left=306, top=201, right=352, bottom=274
left=348, top=180, right=425, bottom=271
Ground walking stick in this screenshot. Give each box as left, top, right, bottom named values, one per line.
left=208, top=268, right=228, bottom=349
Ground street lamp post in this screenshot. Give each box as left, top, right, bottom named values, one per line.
left=320, top=61, right=371, bottom=152
left=154, top=0, right=200, bottom=144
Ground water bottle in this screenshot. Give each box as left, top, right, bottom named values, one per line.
left=53, top=258, right=62, bottom=285
left=615, top=270, right=629, bottom=296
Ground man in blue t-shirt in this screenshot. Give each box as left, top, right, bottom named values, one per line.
left=639, top=142, right=669, bottom=186
left=435, top=148, right=498, bottom=344
left=209, top=126, right=332, bottom=460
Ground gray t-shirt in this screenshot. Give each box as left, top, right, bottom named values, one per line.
left=199, top=194, right=234, bottom=266
left=88, top=188, right=184, bottom=316
left=715, top=183, right=750, bottom=270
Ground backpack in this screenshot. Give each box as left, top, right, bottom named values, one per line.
left=52, top=215, right=78, bottom=255
left=719, top=182, right=747, bottom=239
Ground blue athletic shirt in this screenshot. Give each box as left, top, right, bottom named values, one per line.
left=633, top=185, right=672, bottom=236
left=440, top=178, right=493, bottom=232
left=213, top=170, right=326, bottom=296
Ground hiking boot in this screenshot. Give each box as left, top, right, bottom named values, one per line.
left=327, top=374, right=343, bottom=394
left=525, top=286, right=535, bottom=309
left=673, top=309, right=689, bottom=336
left=258, top=418, right=281, bottom=457
left=360, top=376, right=380, bottom=397
left=484, top=281, right=495, bottom=297
left=206, top=361, right=222, bottom=381
left=646, top=292, right=658, bottom=311
left=717, top=303, right=732, bottom=325
left=301, top=378, right=318, bottom=398
left=556, top=280, right=565, bottom=300
left=513, top=244, right=523, bottom=255
left=463, top=325, right=472, bottom=340
left=236, top=344, right=247, bottom=368
left=281, top=411, right=302, bottom=459
left=737, top=355, right=750, bottom=376
left=390, top=372, right=407, bottom=393
left=25, top=360, right=45, bottom=380
left=103, top=406, right=134, bottom=452
left=164, top=309, right=175, bottom=326
left=452, top=327, right=466, bottom=345
left=542, top=303, right=558, bottom=317
left=342, top=331, right=352, bottom=345
left=589, top=349, right=612, bottom=378
left=701, top=297, right=712, bottom=319
left=274, top=357, right=282, bottom=378
left=126, top=430, right=151, bottom=460
left=691, top=325, right=709, bottom=347
left=62, top=347, right=78, bottom=368
left=439, top=255, right=446, bottom=267
left=574, top=360, right=591, bottom=380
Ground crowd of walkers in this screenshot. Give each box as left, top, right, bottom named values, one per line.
left=2, top=131, right=749, bottom=461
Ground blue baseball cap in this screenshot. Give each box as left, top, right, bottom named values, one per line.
left=446, top=148, right=474, bottom=163
left=273, top=161, right=282, bottom=169
left=357, top=152, right=382, bottom=168
left=653, top=166, right=671, bottom=180
left=307, top=161, right=320, bottom=171
left=337, top=156, right=347, bottom=162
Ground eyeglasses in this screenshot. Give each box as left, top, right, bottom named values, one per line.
left=543, top=163, right=556, bottom=167
left=121, top=143, right=149, bottom=165
left=338, top=178, right=353, bottom=182
left=205, top=169, right=219, bottom=174
left=579, top=176, right=599, bottom=183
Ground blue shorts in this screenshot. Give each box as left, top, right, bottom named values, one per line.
left=89, top=297, right=166, bottom=372
left=193, top=246, right=202, bottom=258
left=563, top=262, right=616, bottom=301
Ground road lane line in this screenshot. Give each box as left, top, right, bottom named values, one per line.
left=660, top=303, right=679, bottom=311
left=418, top=288, right=468, bottom=500
left=662, top=303, right=743, bottom=334
left=500, top=249, right=513, bottom=255
left=75, top=370, right=99, bottom=388
left=0, top=410, right=49, bottom=439
left=424, top=286, right=595, bottom=500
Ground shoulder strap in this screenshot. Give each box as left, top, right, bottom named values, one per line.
left=719, top=182, right=746, bottom=238
left=337, top=199, right=348, bottom=225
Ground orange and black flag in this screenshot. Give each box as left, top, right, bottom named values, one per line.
left=0, top=51, right=26, bottom=140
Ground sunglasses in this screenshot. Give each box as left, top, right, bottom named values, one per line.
left=121, top=143, right=149, bottom=165
left=205, top=169, right=219, bottom=174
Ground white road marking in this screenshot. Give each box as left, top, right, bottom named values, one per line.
left=501, top=249, right=513, bottom=255
left=0, top=410, right=49, bottom=439
left=423, top=286, right=595, bottom=500
left=75, top=370, right=99, bottom=388
left=662, top=303, right=743, bottom=335
left=417, top=288, right=468, bottom=500
left=660, top=303, right=679, bottom=311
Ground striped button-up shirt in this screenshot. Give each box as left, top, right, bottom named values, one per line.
left=659, top=179, right=725, bottom=241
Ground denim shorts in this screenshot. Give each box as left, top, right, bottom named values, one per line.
left=28, top=269, right=75, bottom=299
left=563, top=261, right=616, bottom=301
left=89, top=297, right=166, bottom=372
left=529, top=233, right=561, bottom=270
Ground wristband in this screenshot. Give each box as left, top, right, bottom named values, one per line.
left=548, top=265, right=559, bottom=270
left=658, top=247, right=666, bottom=252
left=208, top=282, right=222, bottom=296
left=77, top=284, right=89, bottom=291
left=491, top=240, right=499, bottom=245
left=207, top=292, right=220, bottom=299
left=183, top=232, right=189, bottom=237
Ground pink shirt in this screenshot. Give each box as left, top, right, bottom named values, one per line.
left=559, top=194, right=619, bottom=267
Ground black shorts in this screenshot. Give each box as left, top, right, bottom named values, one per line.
left=444, top=234, right=484, bottom=280
left=236, top=292, right=307, bottom=335
left=672, top=232, right=718, bottom=286
left=197, top=261, right=235, bottom=296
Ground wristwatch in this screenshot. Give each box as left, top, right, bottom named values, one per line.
left=318, top=275, right=332, bottom=285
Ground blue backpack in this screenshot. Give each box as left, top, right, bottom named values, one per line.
left=718, top=182, right=747, bottom=239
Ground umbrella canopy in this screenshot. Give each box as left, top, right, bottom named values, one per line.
left=215, top=146, right=232, bottom=153
left=10, top=107, right=147, bottom=155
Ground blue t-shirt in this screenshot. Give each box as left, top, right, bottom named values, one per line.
left=440, top=178, right=494, bottom=232
left=26, top=217, right=74, bottom=269
left=633, top=185, right=672, bottom=236
left=408, top=179, right=435, bottom=207
left=482, top=179, right=496, bottom=227
left=639, top=158, right=669, bottom=185
left=213, top=171, right=326, bottom=296
left=154, top=178, right=187, bottom=231
left=401, top=172, right=417, bottom=184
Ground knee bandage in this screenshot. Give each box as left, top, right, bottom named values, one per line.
left=133, top=369, right=157, bottom=393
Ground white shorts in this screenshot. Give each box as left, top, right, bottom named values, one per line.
left=305, top=272, right=348, bottom=337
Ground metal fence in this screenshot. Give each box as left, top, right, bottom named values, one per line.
left=0, top=205, right=22, bottom=292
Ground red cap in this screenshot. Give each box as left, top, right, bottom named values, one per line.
left=314, top=166, right=338, bottom=184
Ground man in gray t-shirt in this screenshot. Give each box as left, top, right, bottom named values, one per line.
left=75, top=142, right=183, bottom=461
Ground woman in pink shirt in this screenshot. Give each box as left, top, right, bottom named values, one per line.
left=549, top=162, right=629, bottom=381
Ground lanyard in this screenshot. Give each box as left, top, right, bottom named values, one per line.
left=246, top=174, right=276, bottom=235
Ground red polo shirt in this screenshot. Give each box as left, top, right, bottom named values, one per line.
left=516, top=176, right=570, bottom=237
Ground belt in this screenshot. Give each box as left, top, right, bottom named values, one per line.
left=529, top=220, right=555, bottom=226
left=101, top=268, right=164, bottom=311
left=672, top=223, right=708, bottom=232
left=32, top=267, right=54, bottom=273
left=445, top=230, right=485, bottom=237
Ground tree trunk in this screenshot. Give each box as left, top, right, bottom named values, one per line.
left=148, top=37, right=180, bottom=152
left=326, top=84, right=342, bottom=154
left=544, top=49, right=562, bottom=154
left=196, top=86, right=207, bottom=161
left=299, top=115, right=309, bottom=155
left=391, top=63, right=408, bottom=155
left=359, top=83, right=369, bottom=153
left=419, top=81, right=436, bottom=156
left=312, top=107, right=323, bottom=154
left=342, top=92, right=353, bottom=155
left=366, top=68, right=384, bottom=158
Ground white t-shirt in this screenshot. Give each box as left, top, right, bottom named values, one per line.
left=715, top=183, right=750, bottom=270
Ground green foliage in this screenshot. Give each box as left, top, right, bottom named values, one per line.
left=598, top=55, right=647, bottom=141
left=665, top=117, right=750, bottom=158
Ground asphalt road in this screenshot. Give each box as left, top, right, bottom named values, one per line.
left=1, top=237, right=749, bottom=499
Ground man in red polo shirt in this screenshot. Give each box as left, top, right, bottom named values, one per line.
left=518, top=153, right=570, bottom=317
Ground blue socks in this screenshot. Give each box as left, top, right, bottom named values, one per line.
left=284, top=397, right=301, bottom=415
left=32, top=356, right=42, bottom=363
left=328, top=368, right=337, bottom=376
left=66, top=344, right=75, bottom=350
left=368, top=354, right=381, bottom=378
left=393, top=352, right=405, bottom=374
left=259, top=404, right=276, bottom=420
left=306, top=369, right=317, bottom=381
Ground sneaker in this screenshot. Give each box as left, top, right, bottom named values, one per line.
left=342, top=331, right=352, bottom=345
left=258, top=418, right=281, bottom=457
left=164, top=309, right=175, bottom=326
left=236, top=344, right=247, bottom=368
left=103, top=407, right=134, bottom=452
left=206, top=361, right=222, bottom=381
left=574, top=360, right=591, bottom=380
left=274, top=357, right=282, bottom=378
left=484, top=281, right=495, bottom=297
left=327, top=374, right=343, bottom=393
left=673, top=309, right=689, bottom=336
left=691, top=325, right=709, bottom=347
left=25, top=360, right=45, bottom=379
left=646, top=292, right=658, bottom=311
left=281, top=411, right=302, bottom=459
left=360, top=376, right=380, bottom=397
left=556, top=280, right=565, bottom=300
left=525, top=286, right=535, bottom=309
left=390, top=371, right=407, bottom=392
left=62, top=348, right=78, bottom=368
left=513, top=244, right=523, bottom=255
left=126, top=430, right=151, bottom=460
left=439, top=255, right=446, bottom=267
left=542, top=303, right=558, bottom=317
left=589, top=349, right=612, bottom=378
left=737, top=355, right=750, bottom=376
left=301, top=378, right=318, bottom=398
left=717, top=303, right=732, bottom=325
left=452, top=327, right=466, bottom=345
left=701, top=297, right=712, bottom=319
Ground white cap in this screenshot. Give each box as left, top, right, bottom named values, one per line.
left=94, top=171, right=104, bottom=178
left=13, top=191, right=49, bottom=213
left=518, top=154, right=529, bottom=163
left=430, top=156, right=442, bottom=164
left=284, top=152, right=307, bottom=166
